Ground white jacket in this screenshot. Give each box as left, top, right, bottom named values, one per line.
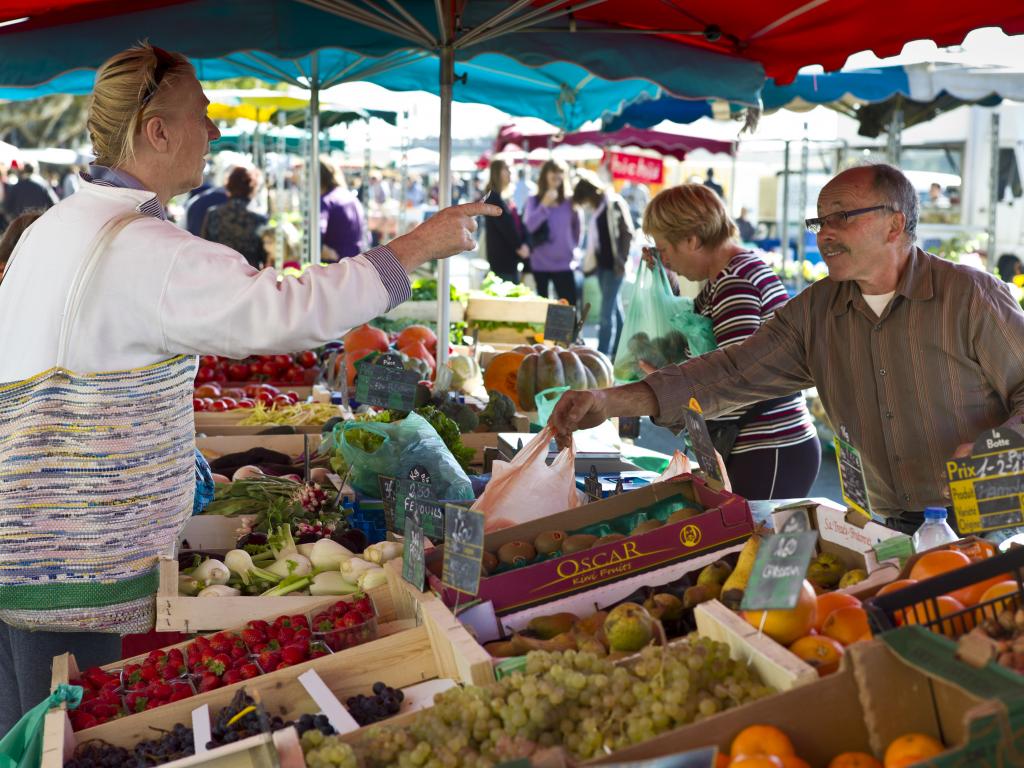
left=0, top=181, right=409, bottom=380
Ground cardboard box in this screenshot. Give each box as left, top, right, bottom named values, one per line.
left=586, top=627, right=1024, bottom=766
left=427, top=475, right=754, bottom=614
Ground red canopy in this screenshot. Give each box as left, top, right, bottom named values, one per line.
left=495, top=123, right=734, bottom=160
left=530, top=1, right=1024, bottom=83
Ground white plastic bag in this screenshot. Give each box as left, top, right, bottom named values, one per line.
left=473, top=427, right=579, bottom=532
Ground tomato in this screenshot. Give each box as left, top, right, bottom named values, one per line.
left=200, top=355, right=219, bottom=368
left=284, top=365, right=305, bottom=384
left=195, top=366, right=216, bottom=383
left=257, top=391, right=276, bottom=406
left=192, top=398, right=206, bottom=412
left=298, top=350, right=318, bottom=368
left=259, top=361, right=278, bottom=378
left=209, top=399, right=231, bottom=412
left=237, top=398, right=257, bottom=409
left=273, top=394, right=294, bottom=407
left=257, top=383, right=280, bottom=396
left=243, top=384, right=262, bottom=399
left=227, top=363, right=250, bottom=382
left=273, top=354, right=292, bottom=368
left=212, top=371, right=228, bottom=384
left=219, top=397, right=238, bottom=410
left=195, top=383, right=221, bottom=398
left=284, top=391, right=300, bottom=404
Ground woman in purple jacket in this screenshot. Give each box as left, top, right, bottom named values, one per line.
left=523, top=160, right=582, bottom=304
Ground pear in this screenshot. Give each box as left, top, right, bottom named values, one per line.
left=838, top=568, right=868, bottom=589
left=575, top=610, right=608, bottom=637
left=527, top=612, right=578, bottom=640
left=697, top=559, right=734, bottom=588
left=604, top=603, right=656, bottom=653
left=807, top=552, right=846, bottom=590
left=683, top=584, right=721, bottom=609
left=483, top=640, right=519, bottom=658
left=644, top=593, right=684, bottom=622
left=515, top=631, right=578, bottom=653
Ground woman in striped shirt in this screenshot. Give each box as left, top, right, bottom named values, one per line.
left=642, top=184, right=820, bottom=499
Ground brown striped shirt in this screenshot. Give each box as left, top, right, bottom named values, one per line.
left=645, top=247, right=1024, bottom=518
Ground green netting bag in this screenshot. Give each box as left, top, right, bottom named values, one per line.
left=614, top=257, right=717, bottom=382
left=0, top=684, right=82, bottom=768
left=337, top=412, right=474, bottom=500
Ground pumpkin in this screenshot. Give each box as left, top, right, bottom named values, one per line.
left=396, top=324, right=438, bottom=354
left=513, top=345, right=613, bottom=412
left=344, top=323, right=389, bottom=354
left=447, top=354, right=481, bottom=393
left=483, top=351, right=526, bottom=407
left=399, top=341, right=436, bottom=376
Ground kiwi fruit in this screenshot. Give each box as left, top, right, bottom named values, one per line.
left=534, top=530, right=568, bottom=555
left=594, top=533, right=626, bottom=547
left=497, top=540, right=536, bottom=567
left=630, top=519, right=664, bottom=536
left=561, top=534, right=598, bottom=554
left=481, top=550, right=498, bottom=576
left=667, top=507, right=702, bottom=524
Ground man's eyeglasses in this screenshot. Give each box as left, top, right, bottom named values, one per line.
left=805, top=205, right=894, bottom=234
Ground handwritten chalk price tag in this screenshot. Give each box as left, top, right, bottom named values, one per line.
left=402, top=512, right=426, bottom=590
left=378, top=475, right=397, bottom=532
left=543, top=303, right=577, bottom=344
left=946, top=427, right=1024, bottom=534
left=682, top=398, right=724, bottom=490
left=834, top=425, right=872, bottom=519
left=740, top=531, right=818, bottom=612
left=355, top=358, right=419, bottom=411
left=442, top=503, right=485, bottom=595
left=398, top=479, right=445, bottom=540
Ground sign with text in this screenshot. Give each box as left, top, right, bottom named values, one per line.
left=606, top=150, right=665, bottom=185
left=946, top=427, right=1024, bottom=534
left=873, top=534, right=914, bottom=568
left=402, top=513, right=426, bottom=590
left=683, top=398, right=724, bottom=490
left=397, top=478, right=445, bottom=539
left=834, top=427, right=872, bottom=519
left=442, top=503, right=485, bottom=595
left=355, top=358, right=419, bottom=411
left=584, top=465, right=602, bottom=502
left=741, top=531, right=818, bottom=612
left=378, top=475, right=398, bottom=532
left=619, top=415, right=642, bottom=440
left=543, top=303, right=577, bottom=344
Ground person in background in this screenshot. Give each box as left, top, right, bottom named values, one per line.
left=703, top=168, right=724, bottom=199
left=482, top=159, right=529, bottom=284
left=368, top=173, right=390, bottom=205
left=512, top=167, right=534, bottom=212
left=184, top=168, right=227, bottom=236
left=407, top=174, right=425, bottom=207
left=639, top=184, right=819, bottom=499
left=201, top=166, right=268, bottom=270
left=523, top=159, right=582, bottom=305
left=320, top=158, right=367, bottom=262
left=0, top=210, right=43, bottom=279
left=3, top=162, right=58, bottom=218
left=928, top=182, right=951, bottom=208
left=621, top=180, right=651, bottom=228
left=553, top=165, right=1024, bottom=531
left=735, top=206, right=756, bottom=242
left=60, top=165, right=82, bottom=199
left=572, top=171, right=634, bottom=358
left=997, top=254, right=1023, bottom=284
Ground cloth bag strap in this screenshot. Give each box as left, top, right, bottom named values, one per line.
left=56, top=210, right=144, bottom=368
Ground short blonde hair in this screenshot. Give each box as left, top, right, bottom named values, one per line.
left=643, top=183, right=737, bottom=249
left=88, top=43, right=194, bottom=168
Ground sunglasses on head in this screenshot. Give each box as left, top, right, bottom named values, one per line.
left=139, top=46, right=175, bottom=109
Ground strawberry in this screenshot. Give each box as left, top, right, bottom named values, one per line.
left=276, top=626, right=295, bottom=643
left=281, top=642, right=308, bottom=666
left=291, top=615, right=310, bottom=630
left=334, top=611, right=364, bottom=629
left=230, top=639, right=248, bottom=659
left=293, top=628, right=312, bottom=644
left=126, top=693, right=149, bottom=713
left=169, top=685, right=193, bottom=703
left=161, top=663, right=182, bottom=681
left=247, top=620, right=270, bottom=634
left=257, top=650, right=281, bottom=671
left=222, top=669, right=243, bottom=685
left=205, top=659, right=227, bottom=677
left=197, top=673, right=221, bottom=693
left=350, top=596, right=374, bottom=618
left=241, top=627, right=265, bottom=647
left=123, top=664, right=144, bottom=688
left=310, top=647, right=329, bottom=659
left=238, top=662, right=260, bottom=680
left=82, top=666, right=118, bottom=690
left=146, top=650, right=167, bottom=665
left=147, top=683, right=173, bottom=701
left=69, top=710, right=98, bottom=731
left=140, top=664, right=160, bottom=682
left=315, top=618, right=334, bottom=632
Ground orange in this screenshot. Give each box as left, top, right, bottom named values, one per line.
left=730, top=725, right=796, bottom=758
left=976, top=579, right=1020, bottom=614
left=814, top=592, right=862, bottom=632
left=909, top=549, right=970, bottom=582
left=900, top=595, right=969, bottom=637
left=828, top=753, right=883, bottom=768
left=789, top=635, right=845, bottom=676
left=779, top=757, right=811, bottom=768
left=883, top=733, right=944, bottom=767
left=822, top=606, right=872, bottom=646
left=950, top=574, right=1011, bottom=607
left=875, top=579, right=917, bottom=597
left=743, top=581, right=817, bottom=646
left=731, top=758, right=783, bottom=768
left=714, top=755, right=731, bottom=768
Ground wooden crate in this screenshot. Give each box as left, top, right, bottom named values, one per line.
left=155, top=557, right=396, bottom=633
left=43, top=573, right=491, bottom=767
left=195, top=434, right=310, bottom=460
left=694, top=599, right=819, bottom=691
left=465, top=295, right=555, bottom=325
left=381, top=299, right=466, bottom=323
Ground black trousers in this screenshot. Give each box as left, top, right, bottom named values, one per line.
left=533, top=270, right=578, bottom=306
left=725, top=436, right=822, bottom=501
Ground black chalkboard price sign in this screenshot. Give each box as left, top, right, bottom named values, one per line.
left=834, top=425, right=872, bottom=519
left=397, top=478, right=445, bottom=540
left=442, top=503, right=485, bottom=595
left=378, top=475, right=398, bottom=532
left=543, top=303, right=577, bottom=345
left=741, top=531, right=819, bottom=612
left=946, top=427, right=1024, bottom=534
left=401, top=513, right=426, bottom=590
left=682, top=398, right=724, bottom=490
left=355, top=358, right=420, bottom=411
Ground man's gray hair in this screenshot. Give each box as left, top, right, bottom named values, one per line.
left=870, top=163, right=919, bottom=240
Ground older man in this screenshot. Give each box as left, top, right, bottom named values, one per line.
left=551, top=164, right=1024, bottom=533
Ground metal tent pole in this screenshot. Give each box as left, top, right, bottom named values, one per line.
left=887, top=105, right=903, bottom=167
left=796, top=128, right=809, bottom=293
left=309, top=54, right=322, bottom=265
left=780, top=140, right=791, bottom=279
left=276, top=109, right=286, bottom=269
left=436, top=41, right=454, bottom=374
left=987, top=111, right=1000, bottom=271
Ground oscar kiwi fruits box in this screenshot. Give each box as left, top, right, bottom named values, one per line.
left=426, top=474, right=754, bottom=614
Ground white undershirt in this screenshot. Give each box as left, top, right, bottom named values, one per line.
left=862, top=290, right=895, bottom=318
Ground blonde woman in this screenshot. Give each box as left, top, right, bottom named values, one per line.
left=0, top=42, right=497, bottom=730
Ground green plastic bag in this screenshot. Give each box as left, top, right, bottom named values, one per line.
left=614, top=257, right=717, bottom=383
left=0, top=684, right=82, bottom=768
left=534, top=386, right=570, bottom=428
left=337, top=412, right=474, bottom=500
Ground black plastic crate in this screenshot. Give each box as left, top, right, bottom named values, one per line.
left=865, top=546, right=1024, bottom=638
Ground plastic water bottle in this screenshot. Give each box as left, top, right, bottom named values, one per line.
left=912, top=507, right=959, bottom=553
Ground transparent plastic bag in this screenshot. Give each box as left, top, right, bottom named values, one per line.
left=614, top=257, right=717, bottom=382
left=338, top=412, right=474, bottom=500
left=472, top=427, right=579, bottom=532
